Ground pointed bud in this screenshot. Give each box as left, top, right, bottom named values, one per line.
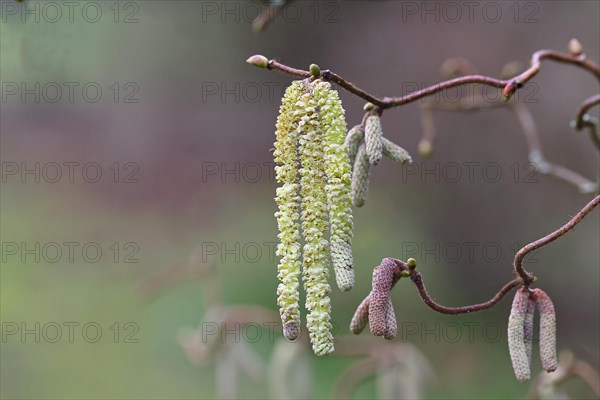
left=568, top=38, right=583, bottom=56
left=508, top=288, right=532, bottom=382
left=382, top=137, right=412, bottom=164
left=350, top=294, right=370, bottom=334
left=365, top=115, right=383, bottom=165
left=533, top=288, right=557, bottom=373
left=246, top=54, right=269, bottom=69
left=502, top=81, right=519, bottom=102
left=351, top=144, right=371, bottom=207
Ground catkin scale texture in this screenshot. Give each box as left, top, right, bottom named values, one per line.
left=351, top=144, right=371, bottom=207
left=533, top=289, right=557, bottom=372
left=364, top=115, right=383, bottom=165
left=273, top=81, right=304, bottom=341
left=273, top=79, right=355, bottom=355
left=313, top=80, right=355, bottom=292
left=297, top=91, right=335, bottom=356
left=508, top=288, right=532, bottom=382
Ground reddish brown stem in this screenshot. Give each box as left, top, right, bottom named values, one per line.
left=262, top=49, right=600, bottom=110
left=514, top=195, right=600, bottom=285
left=409, top=274, right=521, bottom=315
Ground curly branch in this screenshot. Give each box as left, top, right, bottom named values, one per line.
left=254, top=49, right=599, bottom=110
left=410, top=274, right=522, bottom=315
left=352, top=194, right=599, bottom=326
left=514, top=194, right=600, bottom=285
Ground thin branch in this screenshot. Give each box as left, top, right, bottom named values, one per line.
left=409, top=275, right=521, bottom=315
left=575, top=94, right=600, bottom=128
left=417, top=74, right=598, bottom=193
left=514, top=194, right=600, bottom=285
left=574, top=94, right=600, bottom=150
left=260, top=49, right=600, bottom=110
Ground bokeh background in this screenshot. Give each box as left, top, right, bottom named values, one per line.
left=1, top=1, right=599, bottom=399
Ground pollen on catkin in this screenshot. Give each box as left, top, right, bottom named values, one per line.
left=274, top=81, right=304, bottom=341
left=312, top=80, right=355, bottom=292
left=297, top=89, right=335, bottom=356
left=508, top=288, right=532, bottom=382
left=533, top=288, right=557, bottom=373
left=273, top=78, right=356, bottom=356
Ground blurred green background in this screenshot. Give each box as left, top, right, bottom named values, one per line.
left=1, top=1, right=599, bottom=399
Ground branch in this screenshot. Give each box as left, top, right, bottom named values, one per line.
left=251, top=48, right=600, bottom=110
left=417, top=60, right=599, bottom=193
left=352, top=194, right=600, bottom=327
left=409, top=274, right=521, bottom=315
left=514, top=194, right=600, bottom=285
left=573, top=94, right=600, bottom=150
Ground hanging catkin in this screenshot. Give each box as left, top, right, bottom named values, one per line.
left=273, top=81, right=304, bottom=341
left=273, top=79, right=355, bottom=355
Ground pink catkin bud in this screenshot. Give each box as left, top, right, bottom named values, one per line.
left=533, top=288, right=558, bottom=373
left=368, top=259, right=396, bottom=336
left=508, top=288, right=532, bottom=382
left=350, top=294, right=370, bottom=335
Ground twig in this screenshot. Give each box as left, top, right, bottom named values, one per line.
left=410, top=275, right=522, bottom=315
left=514, top=194, right=600, bottom=285
left=262, top=49, right=599, bottom=110
left=574, top=94, right=600, bottom=150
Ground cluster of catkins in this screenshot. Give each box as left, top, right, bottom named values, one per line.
left=345, top=110, right=412, bottom=207
left=508, top=287, right=557, bottom=382
left=273, top=79, right=354, bottom=356
left=349, top=258, right=411, bottom=340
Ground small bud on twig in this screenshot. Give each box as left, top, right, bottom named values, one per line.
left=246, top=54, right=269, bottom=69
left=309, top=64, right=321, bottom=78
left=568, top=38, right=583, bottom=56
left=363, top=102, right=374, bottom=111
left=502, top=81, right=519, bottom=102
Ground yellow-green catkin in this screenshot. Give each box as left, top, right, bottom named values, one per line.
left=313, top=80, right=355, bottom=292
left=297, top=88, right=335, bottom=356
left=273, top=81, right=304, bottom=341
